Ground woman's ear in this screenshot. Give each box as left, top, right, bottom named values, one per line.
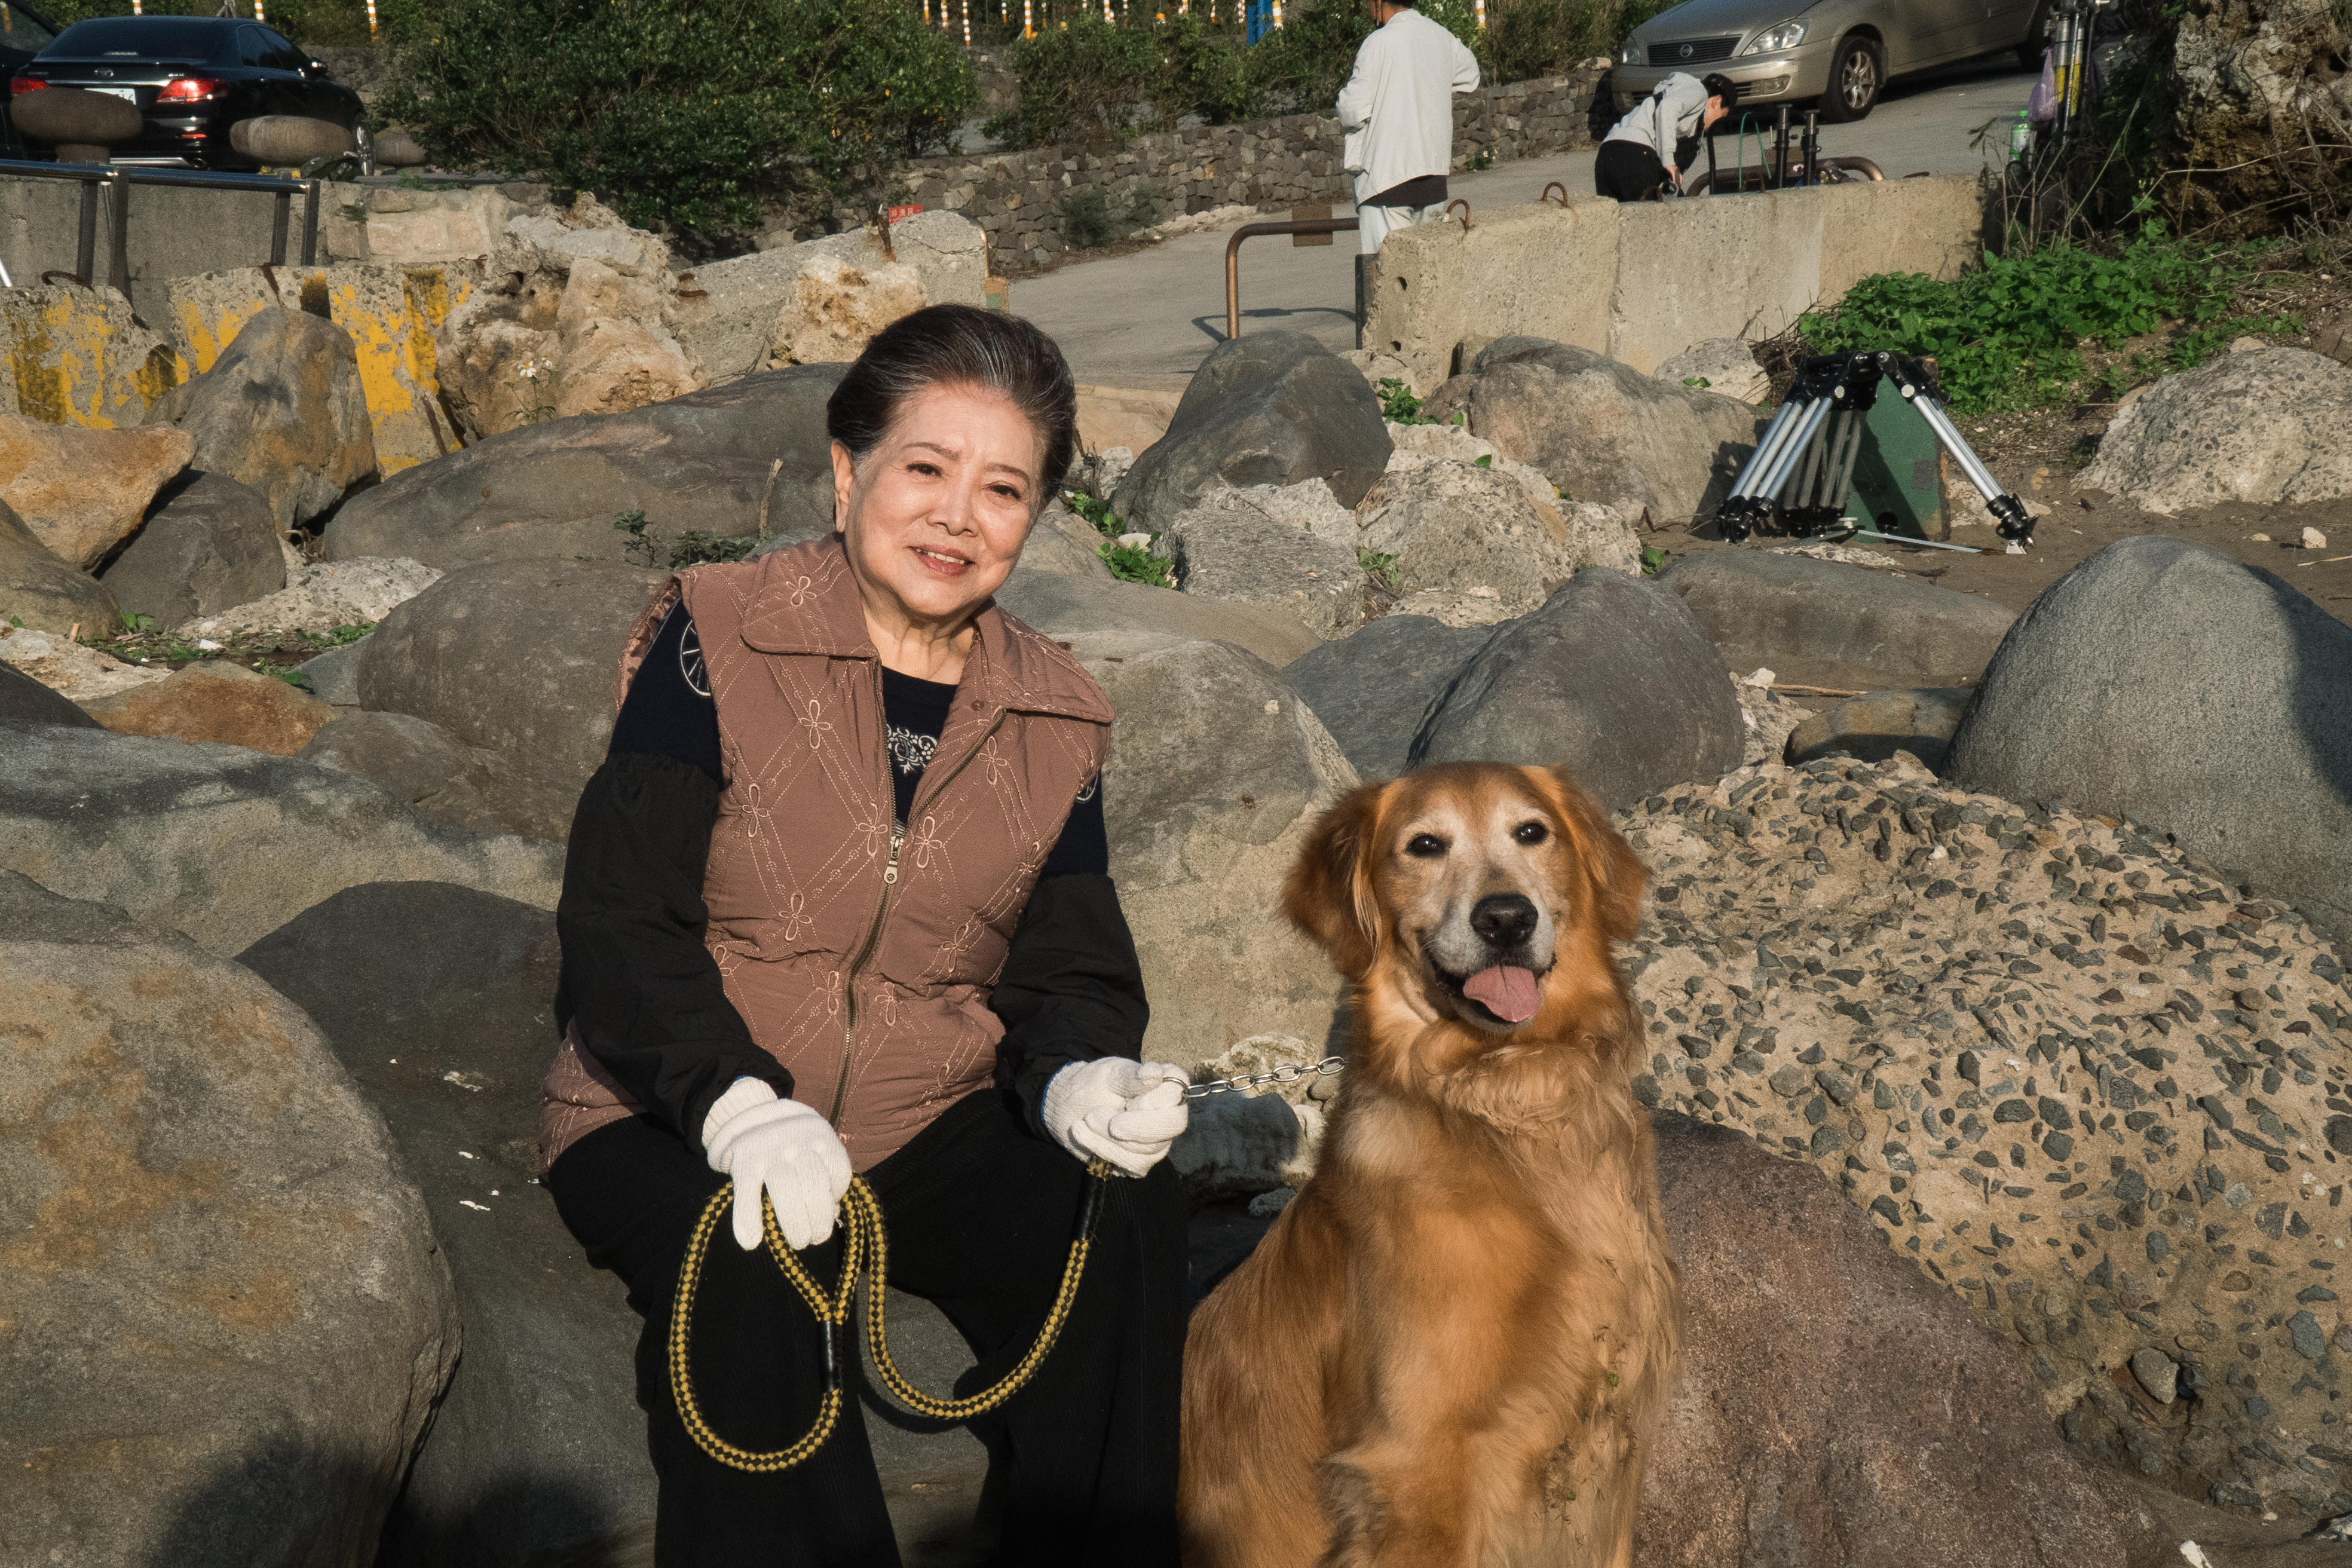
left=1281, top=782, right=1389, bottom=979
left=830, top=439, right=857, bottom=534
left=1545, top=766, right=1648, bottom=942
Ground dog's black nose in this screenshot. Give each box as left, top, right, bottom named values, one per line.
left=1469, top=893, right=1538, bottom=949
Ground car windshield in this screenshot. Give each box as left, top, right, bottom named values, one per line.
left=43, top=17, right=226, bottom=61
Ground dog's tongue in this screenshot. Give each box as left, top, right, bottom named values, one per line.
left=1463, top=965, right=1541, bottom=1023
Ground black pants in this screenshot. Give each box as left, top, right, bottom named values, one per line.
left=547, top=1089, right=1188, bottom=1567
left=1595, top=137, right=1670, bottom=201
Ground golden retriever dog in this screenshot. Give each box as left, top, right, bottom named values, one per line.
left=1180, top=762, right=1680, bottom=1568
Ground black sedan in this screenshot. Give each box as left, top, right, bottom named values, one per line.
left=8, top=14, right=366, bottom=169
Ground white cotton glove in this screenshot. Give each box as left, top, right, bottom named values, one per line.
left=1042, top=1058, right=1191, bottom=1178
left=701, top=1077, right=853, bottom=1252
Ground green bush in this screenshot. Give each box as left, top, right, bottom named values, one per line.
left=1155, top=10, right=1260, bottom=125
left=382, top=0, right=975, bottom=240
left=984, top=14, right=1162, bottom=148
left=1481, top=0, right=1673, bottom=82
left=1245, top=0, right=1369, bottom=117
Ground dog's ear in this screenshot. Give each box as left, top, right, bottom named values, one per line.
left=1545, top=766, right=1648, bottom=942
left=1282, top=782, right=1389, bottom=978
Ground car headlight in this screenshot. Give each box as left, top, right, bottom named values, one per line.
left=1621, top=39, right=1642, bottom=63
left=1742, top=19, right=1806, bottom=52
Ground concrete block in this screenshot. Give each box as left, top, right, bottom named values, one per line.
left=1607, top=188, right=1824, bottom=376
left=1814, top=174, right=1991, bottom=302
left=365, top=186, right=519, bottom=265
left=1361, top=197, right=1620, bottom=393
left=0, top=283, right=186, bottom=428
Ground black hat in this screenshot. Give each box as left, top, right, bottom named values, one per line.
left=1701, top=72, right=1741, bottom=103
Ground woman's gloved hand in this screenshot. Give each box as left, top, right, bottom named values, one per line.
left=701, top=1077, right=853, bottom=1251
left=1042, top=1058, right=1190, bottom=1178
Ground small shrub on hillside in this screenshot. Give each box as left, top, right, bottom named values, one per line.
left=1156, top=11, right=1260, bottom=124
left=1246, top=0, right=1371, bottom=117
left=984, top=15, right=1162, bottom=148
left=1480, top=0, right=1676, bottom=82
left=1099, top=540, right=1174, bottom=586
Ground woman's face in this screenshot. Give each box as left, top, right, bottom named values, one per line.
left=832, top=382, right=1043, bottom=633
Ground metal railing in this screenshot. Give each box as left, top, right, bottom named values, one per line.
left=0, top=158, right=320, bottom=298
left=1684, top=156, right=1885, bottom=195
left=1223, top=216, right=1358, bottom=342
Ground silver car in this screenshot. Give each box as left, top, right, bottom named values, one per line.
left=1611, top=0, right=2050, bottom=122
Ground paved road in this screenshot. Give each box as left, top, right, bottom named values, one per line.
left=1015, top=57, right=2036, bottom=388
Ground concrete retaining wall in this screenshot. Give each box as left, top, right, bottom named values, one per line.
left=0, top=283, right=184, bottom=428
left=1363, top=174, right=1993, bottom=391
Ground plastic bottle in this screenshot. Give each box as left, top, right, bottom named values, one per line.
left=2009, top=111, right=2032, bottom=162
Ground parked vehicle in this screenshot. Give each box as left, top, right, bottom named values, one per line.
left=0, top=0, right=59, bottom=157
left=1612, top=0, right=2053, bottom=123
left=9, top=14, right=366, bottom=169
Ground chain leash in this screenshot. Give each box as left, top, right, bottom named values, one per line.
left=670, top=1158, right=1116, bottom=1474
left=1181, top=1055, right=1345, bottom=1100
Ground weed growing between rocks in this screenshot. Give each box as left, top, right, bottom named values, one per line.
left=1064, top=488, right=1173, bottom=587
left=75, top=617, right=374, bottom=689
left=611, top=510, right=760, bottom=571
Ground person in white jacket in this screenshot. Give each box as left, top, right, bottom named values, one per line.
left=1595, top=70, right=1738, bottom=200
left=1336, top=0, right=1480, bottom=256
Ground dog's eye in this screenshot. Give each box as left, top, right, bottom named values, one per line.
left=1404, top=833, right=1447, bottom=858
left=1513, top=820, right=1550, bottom=846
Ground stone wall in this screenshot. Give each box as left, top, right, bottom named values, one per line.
left=893, top=69, right=1604, bottom=273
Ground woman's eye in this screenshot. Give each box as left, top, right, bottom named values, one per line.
left=1513, top=821, right=1549, bottom=846
left=1405, top=833, right=1447, bottom=858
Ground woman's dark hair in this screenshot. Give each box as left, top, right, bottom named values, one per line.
left=1700, top=72, right=1740, bottom=104
left=826, top=304, right=1081, bottom=506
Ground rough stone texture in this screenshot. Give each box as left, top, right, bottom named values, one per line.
left=2161, top=0, right=2352, bottom=238
left=1787, top=685, right=1976, bottom=769
left=142, top=306, right=376, bottom=533
left=182, top=557, right=442, bottom=638
left=1155, top=492, right=1368, bottom=641
left=1168, top=1091, right=1317, bottom=1207
left=772, top=251, right=928, bottom=366
left=97, top=473, right=285, bottom=627
left=228, top=112, right=354, bottom=164
left=0, top=656, right=95, bottom=728
left=1357, top=452, right=1628, bottom=614
left=1735, top=671, right=1808, bottom=767
left=1658, top=549, right=2019, bottom=692
left=2078, top=348, right=2352, bottom=516
left=1634, top=1113, right=2177, bottom=1566
left=1409, top=571, right=1745, bottom=810
left=358, top=559, right=672, bottom=843
left=1946, top=535, right=2352, bottom=945
left=81, top=658, right=337, bottom=756
left=0, top=281, right=184, bottom=428
left=1074, top=386, right=1180, bottom=458
left=1113, top=333, right=1393, bottom=537
left=326, top=367, right=845, bottom=572
left=297, top=710, right=529, bottom=839
left=234, top=883, right=656, bottom=1567
left=1282, top=612, right=1493, bottom=780
left=1420, top=338, right=1764, bottom=526
left=293, top=634, right=369, bottom=705
left=0, top=624, right=166, bottom=702
left=1384, top=586, right=1519, bottom=627
left=994, top=566, right=1321, bottom=669
left=0, top=495, right=118, bottom=636
left=1653, top=338, right=1769, bottom=403
left=0, top=873, right=460, bottom=1568
left=549, top=257, right=703, bottom=422
left=0, top=724, right=561, bottom=956
left=1618, top=753, right=2352, bottom=1522
left=1072, top=630, right=1356, bottom=1071
left=500, top=194, right=675, bottom=278
left=1012, top=497, right=1116, bottom=579
left=0, top=415, right=193, bottom=570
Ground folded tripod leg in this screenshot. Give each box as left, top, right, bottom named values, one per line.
left=1887, top=360, right=2036, bottom=544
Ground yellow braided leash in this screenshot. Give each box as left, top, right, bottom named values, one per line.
left=669, top=1159, right=1116, bottom=1473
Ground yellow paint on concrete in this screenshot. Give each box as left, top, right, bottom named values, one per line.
left=0, top=286, right=186, bottom=430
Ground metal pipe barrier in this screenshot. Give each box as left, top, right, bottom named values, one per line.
left=1683, top=156, right=1884, bottom=195
left=0, top=158, right=321, bottom=297
left=1224, top=216, right=1359, bottom=341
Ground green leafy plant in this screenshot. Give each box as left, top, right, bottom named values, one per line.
left=1356, top=548, right=1399, bottom=589
left=1153, top=11, right=1258, bottom=126
left=1245, top=0, right=1370, bottom=118
left=670, top=531, right=760, bottom=567
left=1465, top=148, right=1494, bottom=172
left=1064, top=488, right=1122, bottom=534
left=1472, top=453, right=1493, bottom=468
left=985, top=14, right=1162, bottom=149
left=119, top=611, right=155, bottom=632
left=1681, top=375, right=1711, bottom=388
left=1061, top=191, right=1120, bottom=250
left=613, top=508, right=655, bottom=565
left=1640, top=544, right=1670, bottom=576
left=1098, top=540, right=1172, bottom=586
left=1375, top=376, right=1434, bottom=423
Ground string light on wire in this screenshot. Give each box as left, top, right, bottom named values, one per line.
left=365, top=0, right=377, bottom=36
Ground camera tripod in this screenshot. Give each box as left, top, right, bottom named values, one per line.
left=1712, top=350, right=2035, bottom=546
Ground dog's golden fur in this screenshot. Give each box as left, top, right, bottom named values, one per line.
left=1180, top=762, right=1681, bottom=1568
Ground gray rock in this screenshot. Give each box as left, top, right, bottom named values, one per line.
left=324, top=366, right=846, bottom=572
left=0, top=656, right=96, bottom=728
left=182, top=556, right=440, bottom=639
left=1654, top=338, right=1769, bottom=404
left=2130, top=1347, right=2179, bottom=1404
left=98, top=472, right=285, bottom=627
left=1784, top=686, right=1976, bottom=770
left=1013, top=497, right=1115, bottom=579
left=1420, top=338, right=1765, bottom=525
left=359, top=559, right=672, bottom=842
left=0, top=724, right=559, bottom=956
left=1409, top=572, right=1745, bottom=810
left=1169, top=1092, right=1306, bottom=1206
left=1282, top=613, right=1492, bottom=779
left=1356, top=452, right=1598, bottom=615
left=1946, top=535, right=2352, bottom=943
left=293, top=632, right=370, bottom=705
left=298, top=709, right=532, bottom=839
left=2079, top=347, right=2352, bottom=514
left=234, top=883, right=654, bottom=1567
left=1073, top=630, right=1356, bottom=1072
left=0, top=872, right=458, bottom=1567
left=0, top=492, right=118, bottom=636
left=994, top=565, right=1321, bottom=669
left=1156, top=496, right=1368, bottom=641
left=1113, top=333, right=1392, bottom=535
left=1658, top=550, right=2018, bottom=691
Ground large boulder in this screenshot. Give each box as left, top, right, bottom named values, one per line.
left=1408, top=571, right=1745, bottom=810
left=994, top=566, right=1321, bottom=669
left=0, top=873, right=459, bottom=1566
left=1658, top=549, right=2019, bottom=691
left=1282, top=612, right=1492, bottom=780
left=298, top=710, right=528, bottom=840
left=1154, top=491, right=1368, bottom=642
left=1419, top=338, right=1764, bottom=525
left=234, top=883, right=656, bottom=1567
left=143, top=306, right=376, bottom=533
left=1786, top=685, right=1974, bottom=769
left=1636, top=1113, right=2176, bottom=1566
left=0, top=624, right=165, bottom=703
left=97, top=472, right=286, bottom=627
left=0, top=657, right=96, bottom=728
left=81, top=657, right=336, bottom=755
left=1356, top=452, right=1624, bottom=617
left=771, top=250, right=927, bottom=366
left=0, top=724, right=560, bottom=956
left=1621, top=753, right=2352, bottom=1522
left=2078, top=348, right=2352, bottom=514
left=1947, top=536, right=2352, bottom=944
left=1113, top=333, right=1392, bottom=537
left=1652, top=337, right=1769, bottom=404
left=358, top=559, right=671, bottom=841
left=0, top=494, right=118, bottom=635
left=1073, top=631, right=1357, bottom=1072
left=324, top=368, right=845, bottom=572
left=183, top=557, right=440, bottom=639
left=0, top=414, right=192, bottom=569
left=548, top=256, right=704, bottom=422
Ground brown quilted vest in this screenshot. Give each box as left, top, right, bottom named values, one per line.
left=539, top=536, right=1116, bottom=1172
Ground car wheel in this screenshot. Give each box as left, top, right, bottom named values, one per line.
left=1819, top=33, right=1881, bottom=123
left=2016, top=0, right=2053, bottom=69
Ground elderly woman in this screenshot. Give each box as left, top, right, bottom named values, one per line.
left=541, top=305, right=1190, bottom=1567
